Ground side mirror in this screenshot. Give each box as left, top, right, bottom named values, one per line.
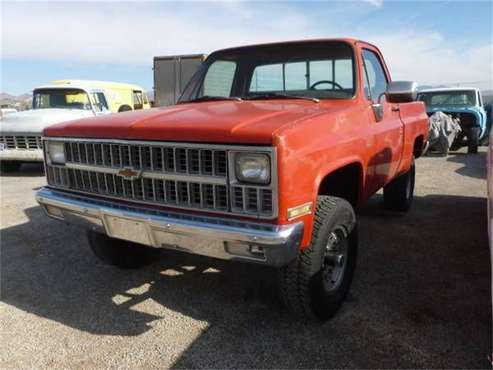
left=385, top=81, right=418, bottom=103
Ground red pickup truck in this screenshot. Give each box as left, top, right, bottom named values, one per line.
left=36, top=39, right=428, bottom=321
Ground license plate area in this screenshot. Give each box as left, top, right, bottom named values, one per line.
left=104, top=215, right=152, bottom=245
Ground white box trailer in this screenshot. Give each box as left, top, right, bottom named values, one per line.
left=153, top=54, right=206, bottom=107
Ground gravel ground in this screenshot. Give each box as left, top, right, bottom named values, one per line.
left=1, top=148, right=491, bottom=369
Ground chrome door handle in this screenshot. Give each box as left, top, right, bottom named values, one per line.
left=391, top=105, right=400, bottom=112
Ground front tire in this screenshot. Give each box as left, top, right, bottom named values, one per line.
left=468, top=127, right=480, bottom=154
left=280, top=196, right=358, bottom=321
left=87, top=230, right=161, bottom=269
left=0, top=161, right=21, bottom=173
left=383, top=159, right=415, bottom=212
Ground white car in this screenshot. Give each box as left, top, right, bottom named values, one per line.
left=0, top=108, right=18, bottom=116
left=0, top=83, right=111, bottom=172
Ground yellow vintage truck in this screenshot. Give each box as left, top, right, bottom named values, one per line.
left=51, top=80, right=151, bottom=112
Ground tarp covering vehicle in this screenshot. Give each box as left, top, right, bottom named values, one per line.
left=417, top=87, right=487, bottom=153
left=428, top=111, right=461, bottom=155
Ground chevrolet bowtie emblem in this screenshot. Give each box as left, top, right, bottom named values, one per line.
left=117, top=167, right=142, bottom=180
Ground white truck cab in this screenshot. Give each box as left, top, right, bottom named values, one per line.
left=0, top=80, right=148, bottom=172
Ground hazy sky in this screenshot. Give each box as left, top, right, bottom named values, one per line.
left=1, top=0, right=492, bottom=95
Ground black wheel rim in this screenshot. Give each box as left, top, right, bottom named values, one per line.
left=322, top=227, right=348, bottom=293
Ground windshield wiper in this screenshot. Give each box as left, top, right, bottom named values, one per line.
left=245, top=92, right=319, bottom=103
left=180, top=95, right=243, bottom=104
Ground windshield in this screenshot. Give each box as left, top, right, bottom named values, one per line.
left=32, top=88, right=92, bottom=110
left=179, top=41, right=356, bottom=102
left=417, top=91, right=477, bottom=108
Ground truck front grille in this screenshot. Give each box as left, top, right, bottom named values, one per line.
left=45, top=139, right=276, bottom=219
left=1, top=135, right=42, bottom=150
left=63, top=141, right=228, bottom=177
left=47, top=166, right=229, bottom=211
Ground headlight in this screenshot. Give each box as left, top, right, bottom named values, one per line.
left=47, top=141, right=65, bottom=164
left=235, top=153, right=270, bottom=184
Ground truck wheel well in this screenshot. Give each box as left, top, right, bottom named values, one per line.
left=118, top=105, right=132, bottom=113
left=318, top=163, right=362, bottom=208
left=413, top=135, right=424, bottom=158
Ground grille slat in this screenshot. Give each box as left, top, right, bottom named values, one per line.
left=80, top=143, right=87, bottom=164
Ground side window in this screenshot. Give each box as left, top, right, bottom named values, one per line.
left=133, top=91, right=144, bottom=110
left=34, top=93, right=50, bottom=108
left=362, top=49, right=388, bottom=103
left=363, top=68, right=370, bottom=100
left=203, top=60, right=236, bottom=97
left=91, top=92, right=109, bottom=112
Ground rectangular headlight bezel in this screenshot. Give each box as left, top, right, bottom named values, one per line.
left=46, top=140, right=66, bottom=165
left=234, top=152, right=271, bottom=185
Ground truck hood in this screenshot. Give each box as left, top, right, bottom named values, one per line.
left=0, top=108, right=95, bottom=134
left=44, top=100, right=351, bottom=144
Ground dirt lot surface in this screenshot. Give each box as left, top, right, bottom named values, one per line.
left=1, top=148, right=491, bottom=369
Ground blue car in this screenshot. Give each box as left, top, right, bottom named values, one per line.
left=417, top=87, right=488, bottom=154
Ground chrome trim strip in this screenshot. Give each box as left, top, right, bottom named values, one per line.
left=36, top=187, right=302, bottom=267
left=2, top=132, right=42, bottom=137
left=65, top=162, right=227, bottom=185
left=43, top=184, right=259, bottom=219
left=43, top=136, right=275, bottom=152
left=0, top=149, right=44, bottom=161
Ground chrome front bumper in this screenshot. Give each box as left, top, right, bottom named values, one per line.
left=0, top=149, right=43, bottom=161
left=35, top=188, right=304, bottom=267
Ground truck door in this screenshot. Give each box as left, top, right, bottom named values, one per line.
left=362, top=48, right=404, bottom=192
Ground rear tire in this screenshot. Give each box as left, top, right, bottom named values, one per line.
left=480, top=128, right=489, bottom=146
left=468, top=127, right=480, bottom=154
left=0, top=161, right=21, bottom=173
left=280, top=196, right=358, bottom=321
left=87, top=230, right=161, bottom=269
left=118, top=105, right=132, bottom=113
left=383, top=159, right=415, bottom=212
